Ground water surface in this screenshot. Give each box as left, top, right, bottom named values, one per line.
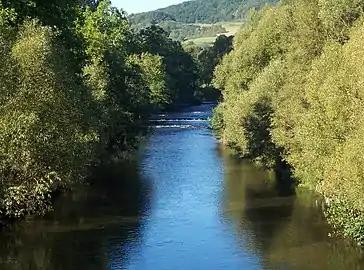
left=1, top=103, right=364, bottom=270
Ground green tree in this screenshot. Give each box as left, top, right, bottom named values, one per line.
left=0, top=20, right=96, bottom=218
left=198, top=35, right=233, bottom=85
left=78, top=0, right=150, bottom=155
left=138, top=25, right=199, bottom=106
left=128, top=53, right=170, bottom=109
left=213, top=0, right=364, bottom=244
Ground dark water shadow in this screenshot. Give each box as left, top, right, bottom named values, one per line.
left=0, top=161, right=152, bottom=270
left=274, top=159, right=296, bottom=197
left=219, top=146, right=364, bottom=270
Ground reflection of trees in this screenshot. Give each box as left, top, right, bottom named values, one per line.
left=220, top=147, right=294, bottom=257
left=258, top=190, right=364, bottom=270
left=0, top=161, right=151, bottom=270
left=220, top=147, right=364, bottom=270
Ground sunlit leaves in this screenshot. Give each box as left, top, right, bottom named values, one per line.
left=78, top=0, right=132, bottom=58
left=128, top=53, right=170, bottom=109
left=213, top=0, right=364, bottom=244
left=318, top=0, right=364, bottom=42
left=0, top=0, right=195, bottom=221
left=0, top=0, right=16, bottom=27
left=138, top=25, right=199, bottom=106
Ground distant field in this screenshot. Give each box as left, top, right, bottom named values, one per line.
left=185, top=36, right=217, bottom=46
left=184, top=21, right=244, bottom=46
left=219, top=21, right=244, bottom=36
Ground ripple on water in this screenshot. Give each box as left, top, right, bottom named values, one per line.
left=154, top=124, right=196, bottom=129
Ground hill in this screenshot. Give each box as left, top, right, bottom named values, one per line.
left=129, top=0, right=278, bottom=45
left=129, top=0, right=278, bottom=25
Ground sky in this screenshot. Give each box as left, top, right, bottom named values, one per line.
left=111, top=0, right=186, bottom=14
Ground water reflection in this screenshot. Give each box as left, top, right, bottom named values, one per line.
left=221, top=147, right=364, bottom=270
left=0, top=161, right=151, bottom=270
left=2, top=103, right=364, bottom=270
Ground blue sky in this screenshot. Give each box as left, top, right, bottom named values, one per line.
left=111, top=0, right=186, bottom=14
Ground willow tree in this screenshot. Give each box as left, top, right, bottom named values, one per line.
left=213, top=0, right=364, bottom=244
left=213, top=4, right=293, bottom=167
left=0, top=21, right=96, bottom=218
left=128, top=53, right=170, bottom=110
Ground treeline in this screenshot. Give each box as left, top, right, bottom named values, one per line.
left=0, top=0, right=198, bottom=220
left=213, top=0, right=364, bottom=244
left=129, top=15, right=228, bottom=44
left=159, top=22, right=226, bottom=42
left=131, top=19, right=227, bottom=43
left=184, top=35, right=233, bottom=101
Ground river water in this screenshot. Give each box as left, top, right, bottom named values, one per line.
left=1, top=103, right=364, bottom=270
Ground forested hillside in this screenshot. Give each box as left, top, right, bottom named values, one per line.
left=130, top=0, right=277, bottom=24
left=0, top=0, right=199, bottom=221
left=212, top=0, right=364, bottom=244
left=129, top=0, right=278, bottom=42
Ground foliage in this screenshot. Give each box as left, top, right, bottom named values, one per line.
left=0, top=1, right=16, bottom=27
left=0, top=20, right=96, bottom=218
left=182, top=35, right=233, bottom=103
left=325, top=200, right=364, bottom=246
left=128, top=53, right=170, bottom=110
left=198, top=35, right=233, bottom=85
left=138, top=25, right=199, bottom=106
left=213, top=0, right=364, bottom=243
left=210, top=105, right=225, bottom=137
left=0, top=0, right=199, bottom=220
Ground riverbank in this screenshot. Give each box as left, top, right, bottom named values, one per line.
left=211, top=0, right=364, bottom=245
left=0, top=0, right=203, bottom=225
left=0, top=102, right=208, bottom=226
left=218, top=138, right=364, bottom=246
left=1, top=103, right=363, bottom=269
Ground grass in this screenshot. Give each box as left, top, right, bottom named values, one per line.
left=185, top=36, right=217, bottom=46
left=220, top=21, right=244, bottom=35
left=184, top=21, right=244, bottom=46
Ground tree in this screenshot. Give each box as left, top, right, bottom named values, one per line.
left=212, top=0, right=364, bottom=244
left=138, top=25, right=199, bottom=106
left=128, top=53, right=170, bottom=109
left=198, top=34, right=233, bottom=85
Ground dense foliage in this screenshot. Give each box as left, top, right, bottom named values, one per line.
left=129, top=0, right=278, bottom=42
left=213, top=0, right=364, bottom=244
left=184, top=35, right=233, bottom=101
left=197, top=35, right=234, bottom=86
left=137, top=25, right=199, bottom=106
left=0, top=0, right=198, bottom=220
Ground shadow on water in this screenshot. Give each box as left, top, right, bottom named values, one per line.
left=2, top=103, right=364, bottom=270
left=219, top=146, right=364, bottom=270
left=274, top=158, right=296, bottom=197
left=0, top=161, right=152, bottom=270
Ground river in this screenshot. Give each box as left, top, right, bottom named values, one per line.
left=0, top=103, right=364, bottom=270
